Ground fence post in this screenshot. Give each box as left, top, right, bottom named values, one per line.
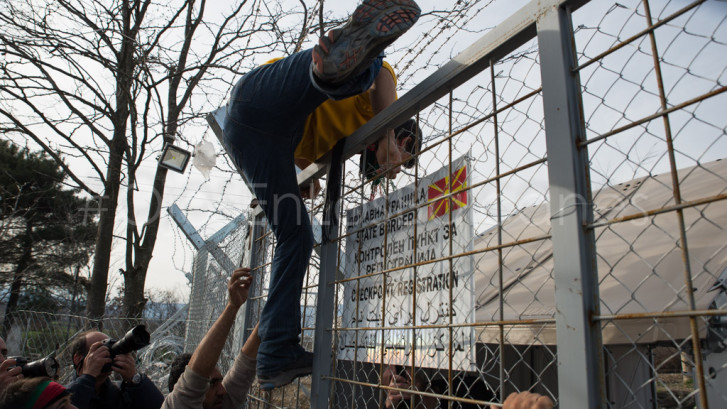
left=310, top=157, right=343, bottom=409
left=311, top=239, right=337, bottom=409
left=244, top=213, right=267, bottom=339
left=537, top=5, right=606, bottom=409
left=184, top=251, right=208, bottom=353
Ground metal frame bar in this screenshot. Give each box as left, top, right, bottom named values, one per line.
left=311, top=211, right=340, bottom=409
left=641, top=1, right=709, bottom=406
left=168, top=203, right=206, bottom=250
left=245, top=212, right=267, bottom=340
left=537, top=4, right=606, bottom=408
left=168, top=203, right=239, bottom=274
left=169, top=203, right=248, bottom=349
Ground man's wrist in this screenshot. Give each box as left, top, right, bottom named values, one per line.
left=123, top=372, right=143, bottom=385
left=80, top=369, right=99, bottom=379
left=226, top=302, right=242, bottom=312
left=78, top=373, right=97, bottom=384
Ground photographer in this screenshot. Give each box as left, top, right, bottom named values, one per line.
left=163, top=267, right=256, bottom=409
left=66, top=328, right=163, bottom=409
left=0, top=336, right=21, bottom=394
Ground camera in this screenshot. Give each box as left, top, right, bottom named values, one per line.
left=9, top=356, right=59, bottom=378
left=100, top=325, right=151, bottom=372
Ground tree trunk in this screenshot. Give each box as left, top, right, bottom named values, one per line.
left=2, top=222, right=32, bottom=337
left=85, top=1, right=137, bottom=321
left=123, top=148, right=171, bottom=319
left=122, top=266, right=147, bottom=319
left=122, top=77, right=178, bottom=317
left=85, top=135, right=126, bottom=320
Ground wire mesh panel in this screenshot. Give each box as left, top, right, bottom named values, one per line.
left=574, top=0, right=727, bottom=408
left=307, top=1, right=725, bottom=409
left=326, top=36, right=554, bottom=409
left=184, top=219, right=249, bottom=374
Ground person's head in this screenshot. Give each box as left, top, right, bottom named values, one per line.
left=382, top=365, right=438, bottom=409
left=168, top=353, right=227, bottom=409
left=168, top=353, right=192, bottom=393
left=70, top=331, right=110, bottom=378
left=361, top=118, right=423, bottom=182
left=0, top=336, right=7, bottom=364
left=0, top=377, right=76, bottom=409
left=393, top=119, right=422, bottom=169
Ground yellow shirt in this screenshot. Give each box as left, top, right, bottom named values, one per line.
left=263, top=58, right=397, bottom=162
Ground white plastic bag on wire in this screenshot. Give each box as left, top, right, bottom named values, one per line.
left=193, top=140, right=216, bottom=180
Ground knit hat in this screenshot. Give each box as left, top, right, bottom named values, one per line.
left=23, top=380, right=69, bottom=409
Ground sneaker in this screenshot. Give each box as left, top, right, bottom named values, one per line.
left=311, top=0, right=421, bottom=85
left=258, top=351, right=314, bottom=391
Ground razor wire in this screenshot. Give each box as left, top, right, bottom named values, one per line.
left=3, top=310, right=187, bottom=395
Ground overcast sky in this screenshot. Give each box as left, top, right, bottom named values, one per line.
left=8, top=0, right=725, bottom=304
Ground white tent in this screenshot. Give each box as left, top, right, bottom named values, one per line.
left=474, top=159, right=727, bottom=345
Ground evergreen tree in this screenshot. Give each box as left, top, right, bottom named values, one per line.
left=0, top=140, right=96, bottom=336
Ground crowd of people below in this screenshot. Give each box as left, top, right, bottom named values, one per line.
left=0, top=267, right=553, bottom=409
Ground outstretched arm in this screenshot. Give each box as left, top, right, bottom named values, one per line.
left=188, top=268, right=252, bottom=377
left=224, top=323, right=261, bottom=407
left=370, top=65, right=397, bottom=115
left=241, top=324, right=261, bottom=359
left=370, top=68, right=404, bottom=178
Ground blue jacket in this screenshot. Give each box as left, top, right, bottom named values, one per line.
left=66, top=373, right=164, bottom=409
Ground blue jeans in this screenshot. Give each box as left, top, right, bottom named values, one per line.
left=222, top=49, right=383, bottom=376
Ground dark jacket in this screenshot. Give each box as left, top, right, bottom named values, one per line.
left=66, top=373, right=164, bottom=409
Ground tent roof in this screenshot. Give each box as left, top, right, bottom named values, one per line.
left=474, top=159, right=727, bottom=345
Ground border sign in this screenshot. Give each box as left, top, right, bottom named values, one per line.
left=341, top=155, right=475, bottom=369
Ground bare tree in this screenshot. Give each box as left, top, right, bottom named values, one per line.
left=144, top=288, right=184, bottom=321
left=0, top=0, right=314, bottom=319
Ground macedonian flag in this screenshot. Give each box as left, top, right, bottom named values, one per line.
left=427, top=165, right=468, bottom=220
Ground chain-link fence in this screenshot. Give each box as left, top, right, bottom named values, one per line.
left=209, top=0, right=727, bottom=408
left=183, top=214, right=251, bottom=375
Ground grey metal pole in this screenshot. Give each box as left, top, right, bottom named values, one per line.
left=310, top=145, right=345, bottom=409
left=537, top=5, right=606, bottom=409
left=184, top=251, right=208, bottom=353
left=311, top=236, right=337, bottom=409
left=168, top=203, right=238, bottom=274
left=244, top=212, right=267, bottom=340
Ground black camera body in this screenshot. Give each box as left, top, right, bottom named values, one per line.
left=100, top=325, right=151, bottom=372
left=10, top=356, right=59, bottom=378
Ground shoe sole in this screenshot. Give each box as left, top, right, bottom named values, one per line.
left=312, top=0, right=420, bottom=85
left=258, top=366, right=313, bottom=391
left=257, top=351, right=314, bottom=391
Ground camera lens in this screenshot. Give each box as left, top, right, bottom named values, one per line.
left=9, top=356, right=58, bottom=378
left=43, top=357, right=59, bottom=378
